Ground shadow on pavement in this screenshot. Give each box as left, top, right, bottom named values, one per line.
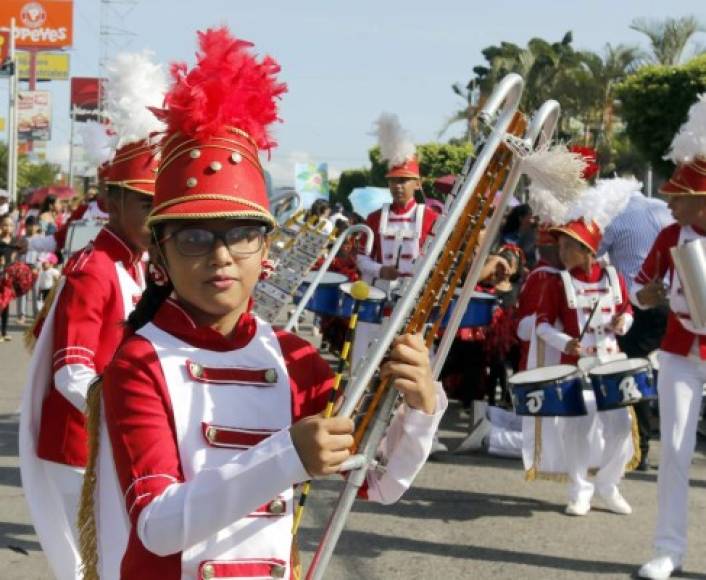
left=297, top=528, right=706, bottom=578
left=0, top=521, right=42, bottom=554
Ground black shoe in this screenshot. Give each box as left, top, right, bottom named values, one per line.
left=636, top=456, right=651, bottom=472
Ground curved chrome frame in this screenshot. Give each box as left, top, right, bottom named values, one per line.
left=305, top=74, right=528, bottom=580
left=284, top=224, right=374, bottom=332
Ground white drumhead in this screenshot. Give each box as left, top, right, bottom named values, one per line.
left=590, top=358, right=650, bottom=376
left=509, top=364, right=578, bottom=385
left=339, top=281, right=386, bottom=301
left=302, top=271, right=348, bottom=285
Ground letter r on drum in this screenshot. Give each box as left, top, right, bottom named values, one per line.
left=618, top=376, right=642, bottom=404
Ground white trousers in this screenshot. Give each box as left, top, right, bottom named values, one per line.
left=654, top=350, right=706, bottom=556
left=562, top=406, right=633, bottom=503
left=40, top=459, right=85, bottom=545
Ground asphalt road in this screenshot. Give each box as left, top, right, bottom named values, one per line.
left=1, top=315, right=705, bottom=579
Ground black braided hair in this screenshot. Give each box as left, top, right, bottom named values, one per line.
left=126, top=224, right=173, bottom=332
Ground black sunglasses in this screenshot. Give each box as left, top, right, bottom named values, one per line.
left=160, top=225, right=267, bottom=258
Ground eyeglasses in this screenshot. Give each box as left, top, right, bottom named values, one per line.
left=161, top=225, right=267, bottom=258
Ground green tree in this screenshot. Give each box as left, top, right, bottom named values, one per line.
left=615, top=54, right=706, bottom=176
left=333, top=168, right=370, bottom=211
left=0, top=142, right=61, bottom=194
left=630, top=16, right=704, bottom=65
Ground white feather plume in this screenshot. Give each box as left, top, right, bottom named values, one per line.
left=527, top=184, right=570, bottom=226
left=665, top=93, right=706, bottom=164
left=104, top=50, right=167, bottom=149
left=78, top=121, right=116, bottom=166
left=564, top=176, right=640, bottom=231
left=372, top=113, right=416, bottom=167
left=522, top=145, right=587, bottom=202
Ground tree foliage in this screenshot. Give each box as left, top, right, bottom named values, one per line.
left=615, top=54, right=706, bottom=176
left=630, top=16, right=704, bottom=65
left=0, top=141, right=62, bottom=195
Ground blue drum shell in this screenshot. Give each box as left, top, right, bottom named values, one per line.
left=590, top=368, right=657, bottom=411
left=439, top=296, right=495, bottom=328
left=293, top=282, right=340, bottom=316
left=512, top=377, right=587, bottom=417
left=335, top=291, right=384, bottom=324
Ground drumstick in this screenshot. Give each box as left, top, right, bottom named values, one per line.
left=578, top=298, right=601, bottom=343
left=291, top=281, right=370, bottom=536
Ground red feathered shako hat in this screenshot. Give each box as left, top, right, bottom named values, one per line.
left=569, top=146, right=600, bottom=182
left=661, top=157, right=706, bottom=196
left=386, top=157, right=421, bottom=180
left=148, top=27, right=286, bottom=227
left=104, top=140, right=159, bottom=196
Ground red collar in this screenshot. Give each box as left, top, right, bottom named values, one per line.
left=94, top=227, right=142, bottom=266
left=569, top=262, right=603, bottom=283
left=390, top=198, right=417, bottom=214
left=152, top=298, right=258, bottom=352
left=692, top=224, right=706, bottom=236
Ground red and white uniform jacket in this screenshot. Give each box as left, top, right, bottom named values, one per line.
left=632, top=222, right=706, bottom=360
left=515, top=260, right=561, bottom=370
left=28, top=200, right=109, bottom=254
left=356, top=199, right=437, bottom=287
left=37, top=227, right=145, bottom=467
left=101, top=299, right=447, bottom=579
left=535, top=263, right=633, bottom=365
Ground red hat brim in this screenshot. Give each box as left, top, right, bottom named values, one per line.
left=660, top=159, right=706, bottom=195
left=147, top=194, right=275, bottom=227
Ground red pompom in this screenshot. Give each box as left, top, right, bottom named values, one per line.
left=152, top=27, right=287, bottom=151
left=569, top=145, right=600, bottom=181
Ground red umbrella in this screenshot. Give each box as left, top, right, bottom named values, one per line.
left=434, top=174, right=457, bottom=195
left=26, top=186, right=77, bottom=207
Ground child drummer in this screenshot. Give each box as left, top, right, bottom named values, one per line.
left=94, top=27, right=446, bottom=579
left=534, top=178, right=638, bottom=517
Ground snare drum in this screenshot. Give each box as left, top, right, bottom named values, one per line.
left=510, top=364, right=587, bottom=417
left=589, top=358, right=656, bottom=411
left=293, top=272, right=347, bottom=316
left=438, top=291, right=497, bottom=328
left=335, top=282, right=387, bottom=324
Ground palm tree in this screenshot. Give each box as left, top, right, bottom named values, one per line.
left=630, top=16, right=704, bottom=65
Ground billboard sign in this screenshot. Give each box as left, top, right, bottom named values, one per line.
left=18, top=90, right=51, bottom=141
left=17, top=50, right=69, bottom=80
left=0, top=1, right=73, bottom=49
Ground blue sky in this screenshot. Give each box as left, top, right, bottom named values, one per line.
left=1, top=0, right=705, bottom=185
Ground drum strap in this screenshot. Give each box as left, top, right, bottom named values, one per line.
left=559, top=271, right=578, bottom=309
left=605, top=266, right=622, bottom=306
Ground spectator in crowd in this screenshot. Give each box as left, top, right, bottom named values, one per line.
left=16, top=216, right=42, bottom=323
left=36, top=254, right=60, bottom=305
left=38, top=195, right=62, bottom=236
left=0, top=214, right=18, bottom=342
left=306, top=198, right=333, bottom=234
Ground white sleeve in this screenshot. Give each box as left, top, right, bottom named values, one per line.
left=28, top=234, right=57, bottom=254
left=614, top=313, right=634, bottom=336
left=137, top=428, right=310, bottom=556
left=365, top=382, right=447, bottom=505
left=357, top=253, right=382, bottom=279
left=53, top=364, right=96, bottom=412
left=536, top=322, right=572, bottom=354
left=517, top=315, right=535, bottom=342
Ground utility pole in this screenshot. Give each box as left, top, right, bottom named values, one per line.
left=6, top=18, right=19, bottom=206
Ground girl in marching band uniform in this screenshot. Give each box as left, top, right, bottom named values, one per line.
left=534, top=178, right=637, bottom=517
left=96, top=28, right=445, bottom=580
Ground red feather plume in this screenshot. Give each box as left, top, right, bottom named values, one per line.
left=152, top=27, right=287, bottom=151
left=569, top=145, right=600, bottom=181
